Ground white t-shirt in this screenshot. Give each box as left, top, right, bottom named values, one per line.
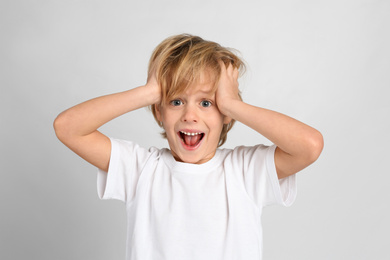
left=97, top=138, right=296, bottom=260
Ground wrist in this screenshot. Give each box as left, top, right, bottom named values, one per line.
left=142, top=83, right=161, bottom=105
left=218, top=98, right=242, bottom=118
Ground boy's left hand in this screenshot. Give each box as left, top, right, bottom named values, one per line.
left=216, top=61, right=241, bottom=115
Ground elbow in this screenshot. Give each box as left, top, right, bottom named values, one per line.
left=306, top=130, right=324, bottom=164
left=53, top=112, right=71, bottom=142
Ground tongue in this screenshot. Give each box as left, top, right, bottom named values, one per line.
left=184, top=134, right=202, bottom=146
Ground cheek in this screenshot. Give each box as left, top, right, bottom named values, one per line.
left=160, top=111, right=177, bottom=131
left=210, top=111, right=225, bottom=126
left=207, top=115, right=225, bottom=137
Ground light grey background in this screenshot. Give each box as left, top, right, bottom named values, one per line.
left=1, top=0, right=389, bottom=259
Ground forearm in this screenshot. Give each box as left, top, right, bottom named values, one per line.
left=223, top=99, right=323, bottom=162
left=217, top=63, right=323, bottom=177
left=54, top=84, right=159, bottom=139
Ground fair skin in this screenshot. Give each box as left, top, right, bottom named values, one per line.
left=54, top=62, right=323, bottom=179
left=215, top=62, right=323, bottom=178
left=154, top=78, right=232, bottom=164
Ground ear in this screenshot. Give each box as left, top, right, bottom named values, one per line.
left=154, top=104, right=163, bottom=123
left=223, top=116, right=232, bottom=125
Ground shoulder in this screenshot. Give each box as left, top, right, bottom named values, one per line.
left=109, top=138, right=164, bottom=163
left=218, top=144, right=275, bottom=161
left=216, top=144, right=276, bottom=173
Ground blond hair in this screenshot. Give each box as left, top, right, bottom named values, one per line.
left=148, top=34, right=245, bottom=147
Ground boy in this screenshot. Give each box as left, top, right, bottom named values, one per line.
left=54, top=34, right=323, bottom=260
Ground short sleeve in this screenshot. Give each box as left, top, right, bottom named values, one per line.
left=97, top=138, right=153, bottom=203
left=237, top=145, right=297, bottom=208
left=264, top=145, right=296, bottom=207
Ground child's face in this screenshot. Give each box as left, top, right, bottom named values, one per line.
left=155, top=78, right=231, bottom=164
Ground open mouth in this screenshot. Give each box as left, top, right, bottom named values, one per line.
left=179, top=131, right=205, bottom=147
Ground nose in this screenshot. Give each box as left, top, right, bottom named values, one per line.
left=181, top=104, right=198, bottom=123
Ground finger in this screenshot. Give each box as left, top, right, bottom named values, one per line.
left=227, top=62, right=238, bottom=76
left=225, top=63, right=231, bottom=73
left=233, top=67, right=239, bottom=79
left=218, top=60, right=227, bottom=73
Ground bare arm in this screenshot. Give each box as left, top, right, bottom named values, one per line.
left=216, top=63, right=323, bottom=179
left=53, top=77, right=160, bottom=172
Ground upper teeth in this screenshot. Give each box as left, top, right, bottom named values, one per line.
left=180, top=131, right=202, bottom=136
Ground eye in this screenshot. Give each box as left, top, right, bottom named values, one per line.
left=200, top=100, right=212, bottom=108
left=170, top=99, right=183, bottom=106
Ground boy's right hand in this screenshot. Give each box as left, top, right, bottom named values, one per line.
left=146, top=62, right=162, bottom=105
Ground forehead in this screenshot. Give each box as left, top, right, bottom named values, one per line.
left=184, top=70, right=217, bottom=96
left=187, top=81, right=214, bottom=95
left=162, top=68, right=219, bottom=104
